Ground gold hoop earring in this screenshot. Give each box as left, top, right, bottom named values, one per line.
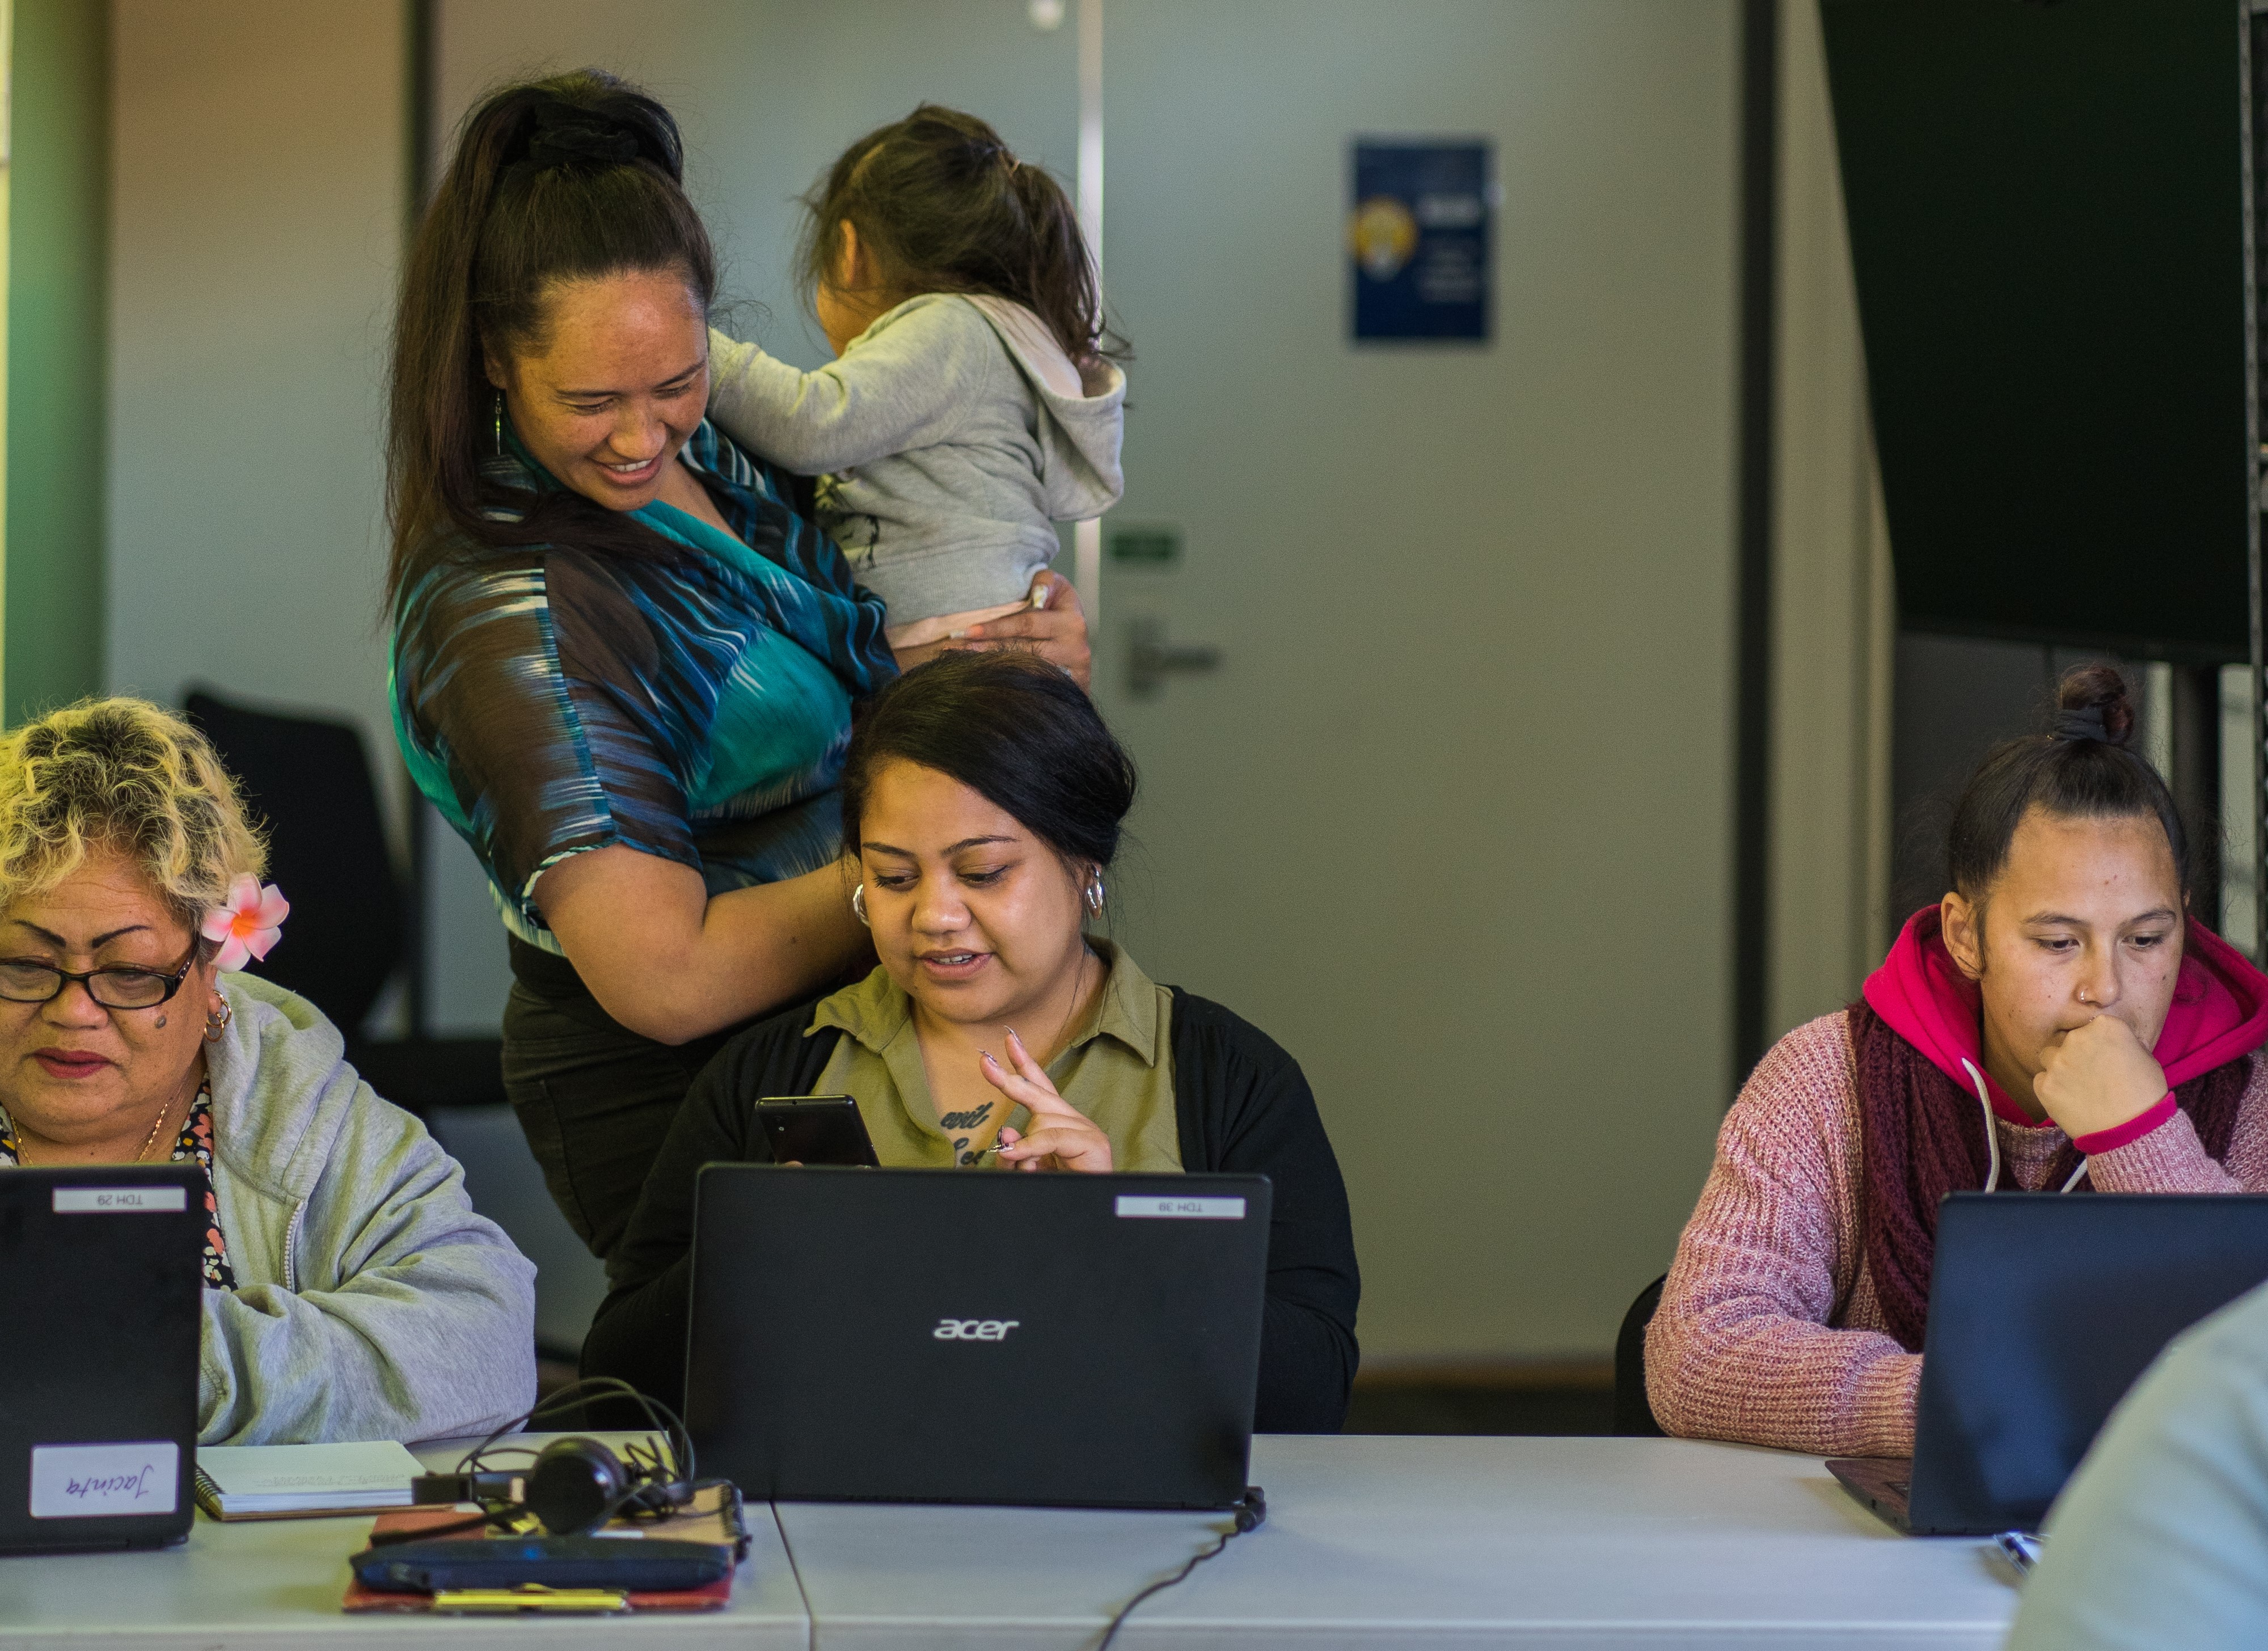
left=204, top=999, right=233, bottom=1043
left=851, top=884, right=869, bottom=927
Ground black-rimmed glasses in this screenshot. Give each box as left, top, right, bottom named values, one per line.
left=0, top=949, right=197, bottom=1010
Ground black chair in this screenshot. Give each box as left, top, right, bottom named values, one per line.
left=1613, top=1273, right=1668, bottom=1437
left=185, top=687, right=504, bottom=1116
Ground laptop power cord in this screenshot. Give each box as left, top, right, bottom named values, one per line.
left=1094, top=1485, right=1266, bottom=1650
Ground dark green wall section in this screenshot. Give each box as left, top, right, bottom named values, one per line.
left=7, top=0, right=109, bottom=723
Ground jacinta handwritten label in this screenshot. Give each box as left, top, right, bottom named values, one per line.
left=1114, top=1195, right=1246, bottom=1220
left=52, top=1186, right=186, bottom=1214
left=29, top=1442, right=178, bottom=1518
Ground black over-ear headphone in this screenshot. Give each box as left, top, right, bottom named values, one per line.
left=393, top=1378, right=703, bottom=1542
left=522, top=1433, right=687, bottom=1532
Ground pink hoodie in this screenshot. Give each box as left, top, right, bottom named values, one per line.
left=1645, top=907, right=2268, bottom=1457
left=1861, top=907, right=2268, bottom=1151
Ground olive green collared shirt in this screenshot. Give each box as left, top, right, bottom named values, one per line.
left=808, top=940, right=1182, bottom=1171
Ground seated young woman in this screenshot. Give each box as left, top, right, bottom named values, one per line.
left=583, top=651, right=1360, bottom=1432
left=1648, top=665, right=2268, bottom=1456
left=0, top=699, right=536, bottom=1443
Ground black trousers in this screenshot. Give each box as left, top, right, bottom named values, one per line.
left=500, top=938, right=745, bottom=1264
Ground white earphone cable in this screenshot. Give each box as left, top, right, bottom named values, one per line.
left=1961, top=1058, right=2002, bottom=1194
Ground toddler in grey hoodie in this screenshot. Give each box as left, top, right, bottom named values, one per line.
left=707, top=104, right=1125, bottom=649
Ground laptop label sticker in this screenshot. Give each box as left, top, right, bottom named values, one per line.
left=1116, top=1195, right=1247, bottom=1220
left=28, top=1442, right=179, bottom=1519
left=52, top=1186, right=187, bottom=1214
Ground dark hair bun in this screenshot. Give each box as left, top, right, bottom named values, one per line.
left=839, top=651, right=1137, bottom=872
left=1943, top=660, right=2184, bottom=901
left=2051, top=663, right=2134, bottom=747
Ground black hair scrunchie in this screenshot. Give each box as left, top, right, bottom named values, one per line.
left=525, top=105, right=641, bottom=171
left=2051, top=705, right=2110, bottom=744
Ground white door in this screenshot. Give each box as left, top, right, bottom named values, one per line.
left=1091, top=1, right=1741, bottom=1366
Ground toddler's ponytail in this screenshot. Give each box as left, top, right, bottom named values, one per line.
left=799, top=104, right=1126, bottom=368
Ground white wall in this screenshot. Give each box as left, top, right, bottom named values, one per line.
left=107, top=0, right=420, bottom=1015
left=1765, top=0, right=1894, bottom=1041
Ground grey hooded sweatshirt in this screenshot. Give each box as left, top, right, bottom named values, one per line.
left=707, top=293, right=1125, bottom=628
left=191, top=974, right=534, bottom=1443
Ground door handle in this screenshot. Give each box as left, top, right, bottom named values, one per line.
left=1126, top=618, right=1222, bottom=698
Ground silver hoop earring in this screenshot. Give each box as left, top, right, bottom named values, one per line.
left=851, top=884, right=869, bottom=927
left=1084, top=873, right=1105, bottom=918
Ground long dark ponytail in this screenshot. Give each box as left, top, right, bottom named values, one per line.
left=385, top=69, right=719, bottom=610
left=797, top=104, right=1125, bottom=368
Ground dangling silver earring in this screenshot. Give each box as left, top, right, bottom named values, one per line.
left=493, top=389, right=505, bottom=457
left=851, top=884, right=869, bottom=927
left=1084, top=872, right=1105, bottom=918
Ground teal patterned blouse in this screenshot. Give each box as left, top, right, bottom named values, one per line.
left=390, top=421, right=896, bottom=955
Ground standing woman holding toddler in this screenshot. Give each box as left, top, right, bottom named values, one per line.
left=386, top=71, right=1100, bottom=1260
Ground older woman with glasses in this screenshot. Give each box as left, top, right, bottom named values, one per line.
left=0, top=698, right=535, bottom=1444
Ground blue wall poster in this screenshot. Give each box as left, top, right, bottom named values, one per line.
left=1349, top=139, right=1493, bottom=343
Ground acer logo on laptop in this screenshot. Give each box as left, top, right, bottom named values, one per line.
left=933, top=1318, right=1020, bottom=1342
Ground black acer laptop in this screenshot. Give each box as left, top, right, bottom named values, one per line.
left=1828, top=1193, right=2268, bottom=1535
left=0, top=1164, right=204, bottom=1555
left=685, top=1166, right=1272, bottom=1509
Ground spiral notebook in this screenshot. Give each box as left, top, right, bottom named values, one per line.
left=193, top=1442, right=423, bottom=1521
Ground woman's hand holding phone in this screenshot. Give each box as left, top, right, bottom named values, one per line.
left=984, top=1028, right=1112, bottom=1173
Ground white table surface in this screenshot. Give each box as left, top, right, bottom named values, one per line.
left=772, top=1435, right=2023, bottom=1650
left=0, top=1435, right=2027, bottom=1649
left=0, top=1434, right=809, bottom=1651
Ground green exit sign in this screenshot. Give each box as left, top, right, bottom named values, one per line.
left=1109, top=526, right=1181, bottom=566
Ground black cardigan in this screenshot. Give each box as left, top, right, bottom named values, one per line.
left=581, top=987, right=1361, bottom=1433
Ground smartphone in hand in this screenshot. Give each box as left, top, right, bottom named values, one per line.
left=755, top=1096, right=880, bottom=1167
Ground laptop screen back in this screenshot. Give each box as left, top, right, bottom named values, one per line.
left=685, top=1166, right=1270, bottom=1509
left=1911, top=1192, right=2268, bottom=1533
left=0, top=1165, right=204, bottom=1555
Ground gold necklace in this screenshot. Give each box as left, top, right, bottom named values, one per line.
left=133, top=1091, right=176, bottom=1162
left=14, top=1088, right=177, bottom=1168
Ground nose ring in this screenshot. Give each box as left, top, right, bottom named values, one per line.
left=2077, top=989, right=2092, bottom=1005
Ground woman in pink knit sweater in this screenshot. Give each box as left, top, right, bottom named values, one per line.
left=1647, top=665, right=2268, bottom=1457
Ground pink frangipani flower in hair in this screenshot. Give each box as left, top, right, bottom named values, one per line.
left=199, top=876, right=289, bottom=973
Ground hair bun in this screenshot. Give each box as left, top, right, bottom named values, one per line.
left=2053, top=663, right=2134, bottom=747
